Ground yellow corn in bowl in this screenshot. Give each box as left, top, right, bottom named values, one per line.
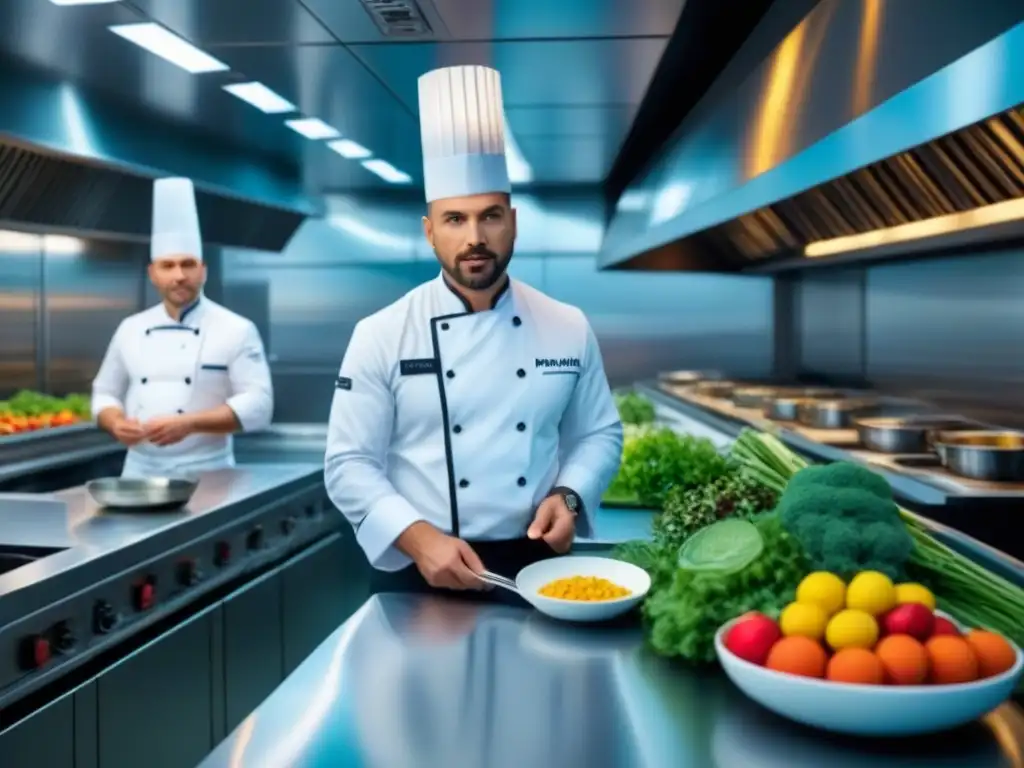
left=538, top=575, right=632, bottom=602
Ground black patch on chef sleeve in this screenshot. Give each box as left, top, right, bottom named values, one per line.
left=399, top=358, right=438, bottom=376
left=335, top=376, right=352, bottom=391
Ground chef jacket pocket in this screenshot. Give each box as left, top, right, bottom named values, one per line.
left=197, top=363, right=231, bottom=400
left=531, top=368, right=579, bottom=420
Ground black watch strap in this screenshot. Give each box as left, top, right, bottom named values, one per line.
left=550, top=486, right=582, bottom=515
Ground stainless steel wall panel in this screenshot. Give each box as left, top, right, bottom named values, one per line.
left=796, top=267, right=865, bottom=382
left=0, top=230, right=40, bottom=395
left=44, top=241, right=146, bottom=396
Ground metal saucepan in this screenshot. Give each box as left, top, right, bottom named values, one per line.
left=796, top=398, right=881, bottom=430
left=658, top=369, right=721, bottom=386
left=734, top=386, right=837, bottom=411
left=87, top=477, right=199, bottom=510
left=931, top=431, right=1024, bottom=482
left=854, top=416, right=979, bottom=454
left=692, top=380, right=738, bottom=399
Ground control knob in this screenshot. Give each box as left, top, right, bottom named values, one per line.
left=176, top=559, right=202, bottom=587
left=52, top=621, right=76, bottom=653
left=19, top=635, right=51, bottom=671
left=246, top=525, right=265, bottom=551
left=133, top=578, right=156, bottom=611
left=280, top=516, right=297, bottom=536
left=214, top=541, right=231, bottom=568
left=93, top=600, right=118, bottom=634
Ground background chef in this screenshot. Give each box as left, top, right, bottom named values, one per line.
left=91, top=177, right=274, bottom=478
left=325, top=65, right=623, bottom=594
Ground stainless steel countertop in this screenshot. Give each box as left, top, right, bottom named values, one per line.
left=0, top=463, right=322, bottom=625
left=200, top=592, right=1023, bottom=768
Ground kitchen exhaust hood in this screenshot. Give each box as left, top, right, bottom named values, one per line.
left=601, top=15, right=1024, bottom=272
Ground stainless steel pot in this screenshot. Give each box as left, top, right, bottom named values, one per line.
left=796, top=398, right=880, bottom=430
left=855, top=416, right=978, bottom=454
left=693, top=381, right=736, bottom=399
left=932, top=431, right=1024, bottom=482
left=657, top=369, right=721, bottom=386
left=87, top=477, right=199, bottom=510
left=766, top=397, right=812, bottom=421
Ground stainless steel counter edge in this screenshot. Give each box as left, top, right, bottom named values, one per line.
left=0, top=463, right=325, bottom=627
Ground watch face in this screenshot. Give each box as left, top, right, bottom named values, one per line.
left=564, top=493, right=579, bottom=512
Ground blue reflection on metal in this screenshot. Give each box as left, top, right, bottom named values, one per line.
left=600, top=21, right=1024, bottom=268
left=0, top=60, right=314, bottom=215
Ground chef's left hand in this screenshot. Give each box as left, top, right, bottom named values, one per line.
left=144, top=415, right=194, bottom=446
left=527, top=494, right=577, bottom=554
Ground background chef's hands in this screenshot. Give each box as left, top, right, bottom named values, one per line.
left=398, top=522, right=487, bottom=590
left=143, top=414, right=195, bottom=446
left=111, top=417, right=146, bottom=447
left=528, top=493, right=577, bottom=553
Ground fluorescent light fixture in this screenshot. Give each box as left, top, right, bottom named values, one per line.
left=327, top=139, right=372, bottom=159
left=362, top=159, right=411, bottom=184
left=804, top=197, right=1024, bottom=258
left=108, top=23, right=228, bottom=74
left=50, top=0, right=120, bottom=5
left=223, top=82, right=295, bottom=114
left=285, top=117, right=340, bottom=140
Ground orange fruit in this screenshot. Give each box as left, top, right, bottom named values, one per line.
left=964, top=630, right=1017, bottom=679
left=826, top=647, right=885, bottom=684
left=925, top=636, right=979, bottom=684
left=765, top=636, right=828, bottom=678
left=875, top=634, right=929, bottom=685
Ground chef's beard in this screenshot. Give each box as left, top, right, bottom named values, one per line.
left=440, top=245, right=513, bottom=291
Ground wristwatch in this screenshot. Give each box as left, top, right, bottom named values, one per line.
left=552, top=487, right=581, bottom=515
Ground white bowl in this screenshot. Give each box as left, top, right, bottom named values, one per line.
left=714, top=612, right=1024, bottom=736
left=515, top=556, right=650, bottom=623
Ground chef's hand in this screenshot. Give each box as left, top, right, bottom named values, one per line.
left=398, top=522, right=487, bottom=590
left=528, top=494, right=577, bottom=553
left=143, top=415, right=194, bottom=446
left=111, top=417, right=146, bottom=447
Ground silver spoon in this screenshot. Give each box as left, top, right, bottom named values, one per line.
left=477, top=570, right=520, bottom=595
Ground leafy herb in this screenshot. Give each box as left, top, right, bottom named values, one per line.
left=653, top=471, right=778, bottom=551
left=617, top=428, right=729, bottom=508
left=614, top=391, right=656, bottom=425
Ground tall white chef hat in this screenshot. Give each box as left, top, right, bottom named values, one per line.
left=418, top=65, right=511, bottom=204
left=150, top=176, right=202, bottom=262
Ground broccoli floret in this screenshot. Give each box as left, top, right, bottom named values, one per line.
left=786, top=461, right=893, bottom=500
left=776, top=465, right=911, bottom=580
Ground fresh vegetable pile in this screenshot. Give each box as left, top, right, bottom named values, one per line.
left=613, top=390, right=656, bottom=426
left=725, top=569, right=1019, bottom=686
left=0, top=391, right=90, bottom=435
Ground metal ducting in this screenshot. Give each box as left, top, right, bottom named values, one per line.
left=0, top=138, right=306, bottom=251
left=701, top=104, right=1024, bottom=265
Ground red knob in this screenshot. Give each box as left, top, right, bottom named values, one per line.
left=214, top=541, right=231, bottom=567
left=33, top=637, right=50, bottom=668
left=134, top=581, right=155, bottom=611
left=19, top=635, right=51, bottom=671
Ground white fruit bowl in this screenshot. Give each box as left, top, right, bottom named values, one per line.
left=515, top=556, right=650, bottom=623
left=714, top=612, right=1024, bottom=736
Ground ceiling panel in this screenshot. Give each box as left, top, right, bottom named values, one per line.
left=125, top=0, right=335, bottom=45
left=0, top=0, right=297, bottom=158
left=209, top=43, right=421, bottom=189
left=516, top=136, right=618, bottom=183
left=349, top=38, right=669, bottom=109
left=429, top=0, right=685, bottom=40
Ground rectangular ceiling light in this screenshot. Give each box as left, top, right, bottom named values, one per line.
left=362, top=159, right=411, bottom=184
left=285, top=117, right=340, bottom=140
left=327, top=139, right=372, bottom=159
left=109, top=23, right=228, bottom=74
left=224, top=82, right=296, bottom=114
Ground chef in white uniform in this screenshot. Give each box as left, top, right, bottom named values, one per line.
left=91, top=177, right=274, bottom=478
left=325, top=65, right=623, bottom=596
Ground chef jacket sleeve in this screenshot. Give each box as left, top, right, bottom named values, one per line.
left=226, top=322, right=274, bottom=432
left=555, top=322, right=623, bottom=538
left=91, top=320, right=130, bottom=418
left=325, top=319, right=424, bottom=572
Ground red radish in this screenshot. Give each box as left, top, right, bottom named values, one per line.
left=931, top=616, right=960, bottom=636
left=881, top=604, right=935, bottom=641
left=724, top=613, right=781, bottom=665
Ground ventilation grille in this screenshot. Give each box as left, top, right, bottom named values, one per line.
left=0, top=141, right=305, bottom=251
left=359, top=0, right=433, bottom=37
left=696, top=103, right=1024, bottom=261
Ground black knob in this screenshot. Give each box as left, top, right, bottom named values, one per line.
left=280, top=517, right=297, bottom=536
left=247, top=526, right=264, bottom=551
left=93, top=601, right=117, bottom=634
left=52, top=621, right=76, bottom=653
left=176, top=560, right=202, bottom=587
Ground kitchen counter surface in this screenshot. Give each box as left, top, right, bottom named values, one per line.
left=199, top=592, right=1024, bottom=768
left=0, top=463, right=323, bottom=626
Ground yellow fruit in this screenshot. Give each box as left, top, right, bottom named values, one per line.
left=845, top=571, right=896, bottom=616
left=826, top=609, right=879, bottom=650
left=894, top=583, right=936, bottom=611
left=779, top=602, right=829, bottom=640
left=796, top=572, right=847, bottom=616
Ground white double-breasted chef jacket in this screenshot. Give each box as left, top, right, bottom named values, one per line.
left=91, top=297, right=274, bottom=477
left=324, top=274, right=624, bottom=571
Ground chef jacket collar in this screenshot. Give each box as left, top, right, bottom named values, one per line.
left=436, top=272, right=512, bottom=315
left=161, top=295, right=204, bottom=326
